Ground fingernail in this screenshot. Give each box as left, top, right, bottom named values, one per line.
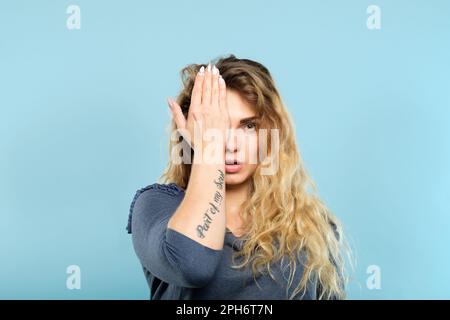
left=219, top=76, right=225, bottom=85
left=199, top=66, right=205, bottom=75
left=212, top=64, right=218, bottom=75
left=167, top=97, right=173, bottom=107
left=207, top=62, right=211, bottom=72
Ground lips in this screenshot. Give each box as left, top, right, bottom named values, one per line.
left=225, top=160, right=243, bottom=173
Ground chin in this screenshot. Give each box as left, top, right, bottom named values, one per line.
left=225, top=164, right=257, bottom=186
left=225, top=175, right=243, bottom=185
left=225, top=173, right=249, bottom=186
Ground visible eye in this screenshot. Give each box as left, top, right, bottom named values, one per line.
left=244, top=122, right=257, bottom=131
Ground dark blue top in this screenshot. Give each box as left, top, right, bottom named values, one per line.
left=126, top=182, right=322, bottom=300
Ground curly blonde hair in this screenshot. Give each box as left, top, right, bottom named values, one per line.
left=160, top=54, right=352, bottom=299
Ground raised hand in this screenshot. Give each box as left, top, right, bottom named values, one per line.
left=167, top=62, right=229, bottom=163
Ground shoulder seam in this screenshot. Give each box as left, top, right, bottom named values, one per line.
left=126, top=183, right=184, bottom=234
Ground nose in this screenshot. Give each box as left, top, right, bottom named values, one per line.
left=225, top=128, right=239, bottom=153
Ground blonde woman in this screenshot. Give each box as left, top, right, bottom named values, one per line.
left=126, top=54, right=349, bottom=300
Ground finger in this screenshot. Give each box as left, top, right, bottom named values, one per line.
left=190, top=65, right=205, bottom=113
left=211, top=64, right=220, bottom=110
left=218, top=75, right=227, bottom=113
left=202, top=62, right=212, bottom=107
left=167, top=97, right=186, bottom=129
left=219, top=75, right=230, bottom=143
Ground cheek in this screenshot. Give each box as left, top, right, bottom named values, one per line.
left=245, top=164, right=258, bottom=177
left=244, top=133, right=259, bottom=163
left=242, top=133, right=259, bottom=178
left=239, top=132, right=258, bottom=164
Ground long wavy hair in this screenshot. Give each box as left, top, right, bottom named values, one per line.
left=160, top=54, right=352, bottom=299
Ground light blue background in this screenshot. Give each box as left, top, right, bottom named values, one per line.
left=1, top=0, right=449, bottom=299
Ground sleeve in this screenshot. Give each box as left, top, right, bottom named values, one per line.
left=127, top=183, right=224, bottom=288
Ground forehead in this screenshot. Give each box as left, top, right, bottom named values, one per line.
left=225, top=89, right=257, bottom=121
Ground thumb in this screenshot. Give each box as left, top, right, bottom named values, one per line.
left=167, top=97, right=187, bottom=130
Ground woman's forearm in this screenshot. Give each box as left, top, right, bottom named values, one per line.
left=166, top=63, right=229, bottom=251
left=167, top=159, right=226, bottom=250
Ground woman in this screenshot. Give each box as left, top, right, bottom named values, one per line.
left=126, top=54, right=349, bottom=300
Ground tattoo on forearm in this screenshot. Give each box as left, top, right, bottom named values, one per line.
left=196, top=170, right=224, bottom=239
left=213, top=169, right=224, bottom=190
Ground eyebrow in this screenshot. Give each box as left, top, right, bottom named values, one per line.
left=239, top=116, right=259, bottom=124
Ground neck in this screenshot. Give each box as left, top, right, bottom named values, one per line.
left=225, top=181, right=250, bottom=228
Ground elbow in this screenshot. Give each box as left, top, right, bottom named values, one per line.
left=163, top=228, right=223, bottom=288
left=177, top=260, right=219, bottom=288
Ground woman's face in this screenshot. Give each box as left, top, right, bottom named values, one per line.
left=224, top=89, right=259, bottom=186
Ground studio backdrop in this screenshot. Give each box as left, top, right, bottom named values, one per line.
left=0, top=0, right=449, bottom=299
